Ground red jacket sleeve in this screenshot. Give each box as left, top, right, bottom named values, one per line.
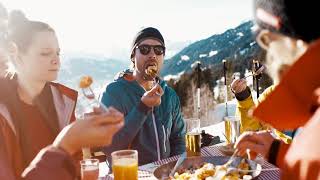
left=276, top=142, right=290, bottom=169
left=281, top=109, right=320, bottom=180
left=0, top=116, right=19, bottom=180
left=0, top=135, right=16, bottom=180
left=22, top=146, right=76, bottom=180
left=268, top=140, right=290, bottom=168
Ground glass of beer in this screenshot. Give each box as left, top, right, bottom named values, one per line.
left=112, top=150, right=138, bottom=180
left=224, top=116, right=240, bottom=144
left=185, top=118, right=201, bottom=157
left=80, top=159, right=99, bottom=180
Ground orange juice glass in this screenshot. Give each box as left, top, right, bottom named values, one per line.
left=112, top=150, right=138, bottom=180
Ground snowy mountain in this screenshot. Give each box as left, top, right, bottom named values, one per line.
left=161, top=21, right=260, bottom=78
left=56, top=21, right=263, bottom=95
left=57, top=54, right=127, bottom=92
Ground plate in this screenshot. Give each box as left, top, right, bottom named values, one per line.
left=153, top=156, right=261, bottom=179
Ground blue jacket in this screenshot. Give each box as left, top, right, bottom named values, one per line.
left=100, top=69, right=186, bottom=165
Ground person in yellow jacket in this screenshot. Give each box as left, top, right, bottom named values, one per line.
left=231, top=79, right=292, bottom=144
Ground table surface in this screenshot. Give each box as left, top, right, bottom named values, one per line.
left=101, top=145, right=281, bottom=180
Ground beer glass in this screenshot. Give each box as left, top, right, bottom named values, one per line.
left=185, top=118, right=201, bottom=157
left=224, top=116, right=240, bottom=144
left=80, top=159, right=99, bottom=180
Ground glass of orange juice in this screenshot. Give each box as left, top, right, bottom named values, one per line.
left=112, top=150, right=138, bottom=180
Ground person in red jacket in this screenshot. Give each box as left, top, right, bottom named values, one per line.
left=0, top=10, right=77, bottom=178
left=0, top=107, right=124, bottom=180
left=0, top=10, right=124, bottom=180
left=235, top=0, right=320, bottom=179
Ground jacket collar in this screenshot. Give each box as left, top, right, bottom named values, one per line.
left=0, top=82, right=77, bottom=136
left=50, top=83, right=77, bottom=129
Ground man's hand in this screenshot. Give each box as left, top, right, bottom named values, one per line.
left=53, top=107, right=124, bottom=155
left=141, top=83, right=164, bottom=107
left=231, top=79, right=247, bottom=94
left=234, top=130, right=275, bottom=160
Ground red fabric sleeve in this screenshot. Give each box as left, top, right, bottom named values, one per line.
left=0, top=131, right=16, bottom=180
left=22, top=145, right=76, bottom=180
left=275, top=142, right=290, bottom=169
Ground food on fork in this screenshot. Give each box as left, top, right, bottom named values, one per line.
left=145, top=64, right=158, bottom=77
left=79, top=76, right=93, bottom=88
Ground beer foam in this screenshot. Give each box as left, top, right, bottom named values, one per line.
left=187, top=132, right=200, bottom=136
left=83, top=165, right=99, bottom=171
left=114, top=158, right=137, bottom=166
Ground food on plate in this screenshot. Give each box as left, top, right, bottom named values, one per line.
left=170, top=159, right=251, bottom=180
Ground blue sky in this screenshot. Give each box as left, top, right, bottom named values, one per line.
left=2, top=0, right=253, bottom=59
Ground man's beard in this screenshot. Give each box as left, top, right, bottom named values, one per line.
left=265, top=49, right=303, bottom=84
left=265, top=52, right=283, bottom=84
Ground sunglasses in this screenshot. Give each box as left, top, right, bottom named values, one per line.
left=135, top=44, right=165, bottom=56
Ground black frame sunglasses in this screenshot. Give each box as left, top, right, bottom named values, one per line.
left=135, top=44, right=165, bottom=56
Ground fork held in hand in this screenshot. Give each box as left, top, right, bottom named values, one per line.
left=82, top=87, right=109, bottom=112
left=169, top=152, right=187, bottom=177
left=224, top=148, right=239, bottom=167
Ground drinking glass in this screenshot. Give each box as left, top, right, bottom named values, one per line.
left=112, top=150, right=138, bottom=180
left=185, top=118, right=201, bottom=157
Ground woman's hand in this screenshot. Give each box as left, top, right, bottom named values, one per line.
left=53, top=107, right=124, bottom=155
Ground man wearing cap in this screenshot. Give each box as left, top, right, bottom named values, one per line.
left=100, top=27, right=185, bottom=165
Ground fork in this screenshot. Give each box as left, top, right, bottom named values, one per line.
left=152, top=76, right=162, bottom=96
left=232, top=65, right=266, bottom=80
left=226, top=167, right=279, bottom=174
left=169, top=152, right=187, bottom=177
left=224, top=148, right=239, bottom=167
left=81, top=86, right=109, bottom=112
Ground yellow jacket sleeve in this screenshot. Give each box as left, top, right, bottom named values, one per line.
left=236, top=94, right=262, bottom=133
left=236, top=85, right=292, bottom=144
